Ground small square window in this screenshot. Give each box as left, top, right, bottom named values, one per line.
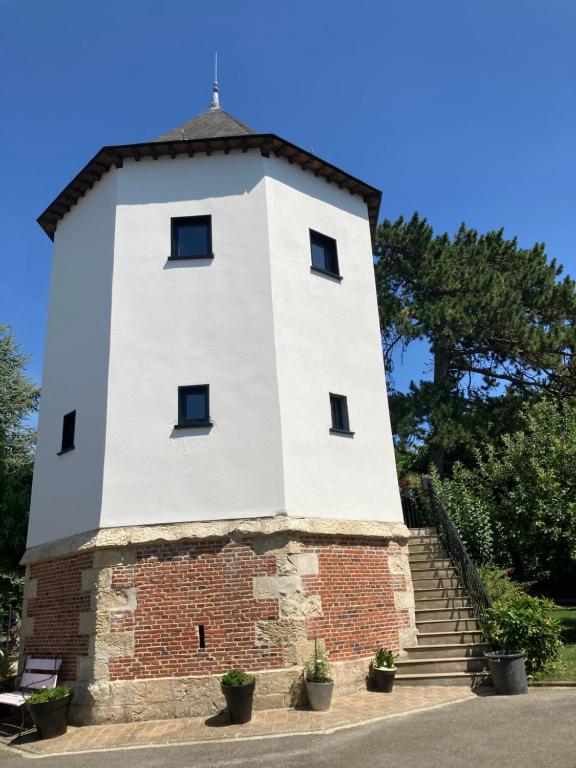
left=58, top=410, right=76, bottom=454
left=310, top=230, right=340, bottom=278
left=329, top=394, right=354, bottom=436
left=177, top=385, right=210, bottom=428
left=170, top=216, right=212, bottom=259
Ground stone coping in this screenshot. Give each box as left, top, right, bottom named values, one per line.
left=22, top=517, right=411, bottom=565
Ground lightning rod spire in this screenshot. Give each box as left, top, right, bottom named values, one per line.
left=210, top=52, right=220, bottom=109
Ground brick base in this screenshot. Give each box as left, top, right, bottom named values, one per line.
left=22, top=519, right=415, bottom=724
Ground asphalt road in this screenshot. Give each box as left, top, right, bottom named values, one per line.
left=0, top=689, right=574, bottom=768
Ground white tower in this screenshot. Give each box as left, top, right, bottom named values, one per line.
left=23, top=85, right=414, bottom=725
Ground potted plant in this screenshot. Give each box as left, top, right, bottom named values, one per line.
left=484, top=600, right=530, bottom=695
left=305, top=640, right=333, bottom=711
left=27, top=685, right=72, bottom=739
left=372, top=647, right=398, bottom=692
left=221, top=668, right=255, bottom=724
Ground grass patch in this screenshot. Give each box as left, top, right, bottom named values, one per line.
left=532, top=607, right=576, bottom=682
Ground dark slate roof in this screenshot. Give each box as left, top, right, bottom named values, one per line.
left=154, top=108, right=255, bottom=141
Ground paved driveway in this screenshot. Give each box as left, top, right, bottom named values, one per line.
left=0, top=688, right=573, bottom=768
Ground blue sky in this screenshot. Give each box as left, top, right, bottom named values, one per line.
left=1, top=0, right=575, bottom=396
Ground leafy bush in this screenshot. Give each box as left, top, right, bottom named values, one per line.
left=373, top=647, right=397, bottom=670
left=305, top=642, right=332, bottom=683
left=480, top=567, right=562, bottom=673
left=478, top=566, right=531, bottom=603
left=432, top=465, right=493, bottom=564
left=27, top=685, right=71, bottom=705
left=221, top=669, right=253, bottom=687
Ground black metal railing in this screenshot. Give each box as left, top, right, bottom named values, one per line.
left=419, top=476, right=492, bottom=636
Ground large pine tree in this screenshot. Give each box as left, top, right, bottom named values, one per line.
left=375, top=213, right=576, bottom=472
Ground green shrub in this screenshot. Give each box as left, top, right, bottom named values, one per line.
left=305, top=642, right=332, bottom=683
left=478, top=566, right=531, bottom=603
left=221, top=669, right=253, bottom=687
left=432, top=466, right=494, bottom=564
left=373, top=647, right=397, bottom=670
left=485, top=593, right=562, bottom=673
left=27, top=685, right=71, bottom=705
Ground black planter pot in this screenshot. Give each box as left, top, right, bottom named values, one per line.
left=485, top=651, right=528, bottom=695
left=373, top=667, right=396, bottom=693
left=221, top=679, right=255, bottom=724
left=28, top=693, right=71, bottom=739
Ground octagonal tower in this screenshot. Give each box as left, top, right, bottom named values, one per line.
left=22, top=86, right=415, bottom=724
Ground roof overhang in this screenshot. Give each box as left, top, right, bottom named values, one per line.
left=37, top=133, right=382, bottom=244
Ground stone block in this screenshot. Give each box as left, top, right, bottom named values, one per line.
left=279, top=592, right=322, bottom=619
left=96, top=631, right=135, bottom=660
left=288, top=552, right=319, bottom=576
left=79, top=611, right=96, bottom=635
left=388, top=554, right=411, bottom=577
left=76, top=656, right=93, bottom=682
left=394, top=590, right=415, bottom=611
left=253, top=575, right=280, bottom=600
left=282, top=640, right=316, bottom=667
left=23, top=578, right=37, bottom=600
left=21, top=615, right=34, bottom=639
left=255, top=618, right=307, bottom=647
left=93, top=548, right=136, bottom=569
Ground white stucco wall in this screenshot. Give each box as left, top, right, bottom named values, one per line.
left=265, top=158, right=403, bottom=522
left=27, top=172, right=117, bottom=546
left=99, top=152, right=286, bottom=526
left=28, top=147, right=402, bottom=547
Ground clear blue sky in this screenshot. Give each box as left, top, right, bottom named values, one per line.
left=1, top=0, right=575, bottom=395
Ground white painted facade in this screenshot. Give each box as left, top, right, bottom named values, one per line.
left=28, top=148, right=402, bottom=547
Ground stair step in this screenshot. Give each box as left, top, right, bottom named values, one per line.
left=408, top=536, right=441, bottom=546
left=408, top=544, right=447, bottom=556
left=409, top=558, right=453, bottom=569
left=411, top=577, right=460, bottom=589
left=396, top=657, right=488, bottom=675
left=395, top=671, right=488, bottom=687
left=410, top=566, right=456, bottom=577
left=405, top=643, right=488, bottom=660
left=415, top=607, right=474, bottom=621
left=413, top=597, right=470, bottom=609
left=416, top=618, right=479, bottom=633
left=413, top=587, right=465, bottom=600
left=417, top=631, right=483, bottom=646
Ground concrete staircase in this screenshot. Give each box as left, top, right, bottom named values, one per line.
left=396, top=528, right=489, bottom=686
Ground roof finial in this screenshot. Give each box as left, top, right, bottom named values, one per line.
left=210, top=51, right=220, bottom=109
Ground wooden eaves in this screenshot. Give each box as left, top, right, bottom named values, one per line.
left=37, top=134, right=382, bottom=244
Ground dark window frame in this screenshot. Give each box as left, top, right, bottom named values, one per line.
left=176, top=385, right=211, bottom=429
left=309, top=229, right=341, bottom=281
left=169, top=216, right=213, bottom=260
left=57, top=410, right=76, bottom=454
left=329, top=394, right=354, bottom=437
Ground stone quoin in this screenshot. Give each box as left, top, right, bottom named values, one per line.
left=23, top=80, right=415, bottom=724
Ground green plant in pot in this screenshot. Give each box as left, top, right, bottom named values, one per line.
left=305, top=640, right=333, bottom=711
left=372, top=647, right=398, bottom=693
left=221, top=668, right=255, bottom=724
left=27, top=685, right=72, bottom=739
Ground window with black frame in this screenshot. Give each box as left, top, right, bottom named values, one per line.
left=309, top=230, right=341, bottom=279
left=329, top=394, right=354, bottom=436
left=176, top=385, right=211, bottom=428
left=170, top=216, right=213, bottom=260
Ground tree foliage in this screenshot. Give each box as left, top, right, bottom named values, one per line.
left=434, top=399, right=576, bottom=589
left=375, top=213, right=576, bottom=472
left=0, top=326, right=38, bottom=573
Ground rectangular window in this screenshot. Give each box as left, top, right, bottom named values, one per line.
left=177, top=385, right=210, bottom=428
left=170, top=216, right=212, bottom=259
left=329, top=394, right=354, bottom=436
left=58, top=410, right=76, bottom=454
left=310, top=230, right=340, bottom=278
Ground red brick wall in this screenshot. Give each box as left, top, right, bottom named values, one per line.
left=107, top=536, right=410, bottom=680
left=24, top=553, right=93, bottom=681
left=108, top=540, right=281, bottom=680
left=305, top=537, right=410, bottom=660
